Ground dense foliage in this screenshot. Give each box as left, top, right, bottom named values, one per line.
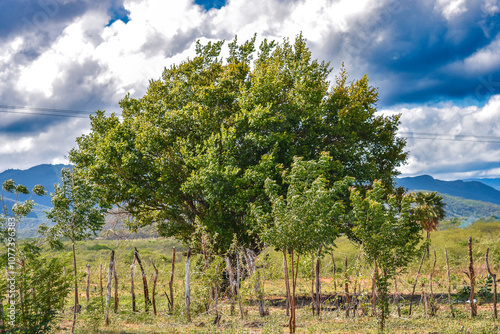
left=70, top=34, right=406, bottom=254
left=350, top=182, right=425, bottom=329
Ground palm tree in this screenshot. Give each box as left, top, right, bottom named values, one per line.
left=413, top=191, right=446, bottom=241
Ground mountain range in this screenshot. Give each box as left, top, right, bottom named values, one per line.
left=396, top=175, right=500, bottom=206
left=2, top=164, right=500, bottom=236
left=396, top=174, right=500, bottom=221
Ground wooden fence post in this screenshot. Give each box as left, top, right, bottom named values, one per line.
left=150, top=257, right=159, bottom=316
left=131, top=258, right=136, bottom=312
left=445, top=247, right=454, bottom=318
left=467, top=237, right=477, bottom=317
left=113, top=262, right=119, bottom=313
left=100, top=263, right=104, bottom=311
left=134, top=247, right=150, bottom=313
left=185, top=248, right=192, bottom=322
left=104, top=250, right=115, bottom=325
left=486, top=247, right=497, bottom=319
left=168, top=247, right=176, bottom=313
left=409, top=248, right=426, bottom=316
left=86, top=264, right=91, bottom=310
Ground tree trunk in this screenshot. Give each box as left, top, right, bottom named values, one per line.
left=394, top=275, right=401, bottom=317
left=468, top=237, right=477, bottom=317
left=130, top=259, right=136, bottom=312
left=256, top=269, right=266, bottom=316
left=100, top=264, right=104, bottom=311
left=168, top=247, right=176, bottom=313
left=71, top=242, right=79, bottom=334
left=150, top=257, right=158, bottom=316
left=104, top=250, right=114, bottom=326
left=371, top=259, right=378, bottom=317
left=185, top=248, right=191, bottom=322
left=430, top=250, right=437, bottom=298
left=331, top=251, right=337, bottom=293
left=214, top=262, right=220, bottom=325
left=86, top=264, right=91, bottom=310
left=225, top=256, right=236, bottom=316
left=236, top=252, right=244, bottom=319
left=315, top=246, right=322, bottom=317
left=486, top=247, right=497, bottom=319
left=283, top=251, right=291, bottom=318
left=113, top=262, right=118, bottom=313
left=283, top=251, right=291, bottom=325
left=409, top=248, right=426, bottom=316
left=289, top=250, right=298, bottom=334
left=445, top=247, right=454, bottom=317
left=380, top=270, right=387, bottom=331
left=134, top=247, right=150, bottom=313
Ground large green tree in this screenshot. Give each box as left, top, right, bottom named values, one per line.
left=70, top=34, right=406, bottom=254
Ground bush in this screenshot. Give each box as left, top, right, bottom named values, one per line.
left=1, top=247, right=72, bottom=333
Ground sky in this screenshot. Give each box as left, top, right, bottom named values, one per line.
left=1, top=0, right=500, bottom=180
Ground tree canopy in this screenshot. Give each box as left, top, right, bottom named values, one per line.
left=70, top=34, right=407, bottom=254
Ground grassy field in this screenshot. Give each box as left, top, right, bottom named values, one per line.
left=39, top=217, right=500, bottom=333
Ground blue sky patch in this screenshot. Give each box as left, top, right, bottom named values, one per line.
left=195, top=0, right=226, bottom=10
left=107, top=3, right=130, bottom=26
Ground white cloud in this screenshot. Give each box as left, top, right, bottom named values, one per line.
left=446, top=36, right=500, bottom=76
left=482, top=0, right=500, bottom=15
left=435, top=0, right=468, bottom=20
left=4, top=0, right=388, bottom=107
left=0, top=118, right=91, bottom=172
left=381, top=94, right=500, bottom=179
left=2, top=0, right=500, bottom=178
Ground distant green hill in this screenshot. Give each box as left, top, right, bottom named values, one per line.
left=0, top=164, right=70, bottom=207
left=1, top=164, right=68, bottom=238
left=2, top=197, right=53, bottom=238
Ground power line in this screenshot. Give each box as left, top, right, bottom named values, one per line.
left=0, top=105, right=122, bottom=119
left=399, top=131, right=500, bottom=141
left=0, top=105, right=91, bottom=115
left=401, top=136, right=500, bottom=144
left=0, top=109, right=89, bottom=118
left=398, top=131, right=500, bottom=144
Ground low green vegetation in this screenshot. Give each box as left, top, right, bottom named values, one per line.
left=4, top=218, right=496, bottom=333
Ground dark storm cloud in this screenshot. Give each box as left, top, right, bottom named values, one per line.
left=0, top=58, right=116, bottom=134
left=423, top=160, right=500, bottom=175
left=0, top=0, right=88, bottom=40
left=0, top=0, right=126, bottom=133
left=345, top=0, right=500, bottom=106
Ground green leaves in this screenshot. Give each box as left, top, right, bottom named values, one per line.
left=255, top=153, right=352, bottom=255
left=412, top=191, right=446, bottom=232
left=1, top=179, right=45, bottom=220
left=44, top=168, right=107, bottom=243
left=2, top=179, right=15, bottom=193
left=350, top=181, right=424, bottom=272
left=350, top=181, right=426, bottom=330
